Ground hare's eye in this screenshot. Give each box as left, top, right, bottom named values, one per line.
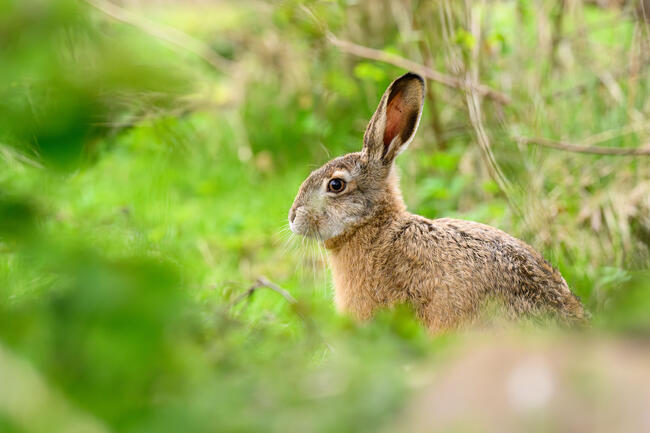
left=327, top=178, right=346, bottom=193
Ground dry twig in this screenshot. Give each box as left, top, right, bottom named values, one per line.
left=326, top=33, right=512, bottom=105
left=229, top=276, right=297, bottom=308
left=229, top=277, right=332, bottom=351
left=463, top=1, right=521, bottom=218
left=514, top=135, right=650, bottom=156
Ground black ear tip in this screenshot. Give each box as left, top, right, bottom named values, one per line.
left=393, top=72, right=425, bottom=94
left=401, top=72, right=425, bottom=84
left=390, top=72, right=425, bottom=99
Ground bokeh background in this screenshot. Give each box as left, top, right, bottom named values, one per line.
left=1, top=0, right=649, bottom=432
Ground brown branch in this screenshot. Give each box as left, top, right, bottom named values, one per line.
left=463, top=3, right=522, bottom=219
left=83, top=0, right=233, bottom=73
left=228, top=277, right=333, bottom=351
left=228, top=276, right=297, bottom=308
left=416, top=33, right=447, bottom=149
left=327, top=33, right=511, bottom=105
left=514, top=136, right=650, bottom=156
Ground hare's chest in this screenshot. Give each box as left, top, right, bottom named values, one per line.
left=328, top=249, right=389, bottom=321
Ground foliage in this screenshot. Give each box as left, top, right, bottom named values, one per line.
left=0, top=1, right=648, bottom=432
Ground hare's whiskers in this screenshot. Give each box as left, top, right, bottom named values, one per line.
left=316, top=240, right=329, bottom=294
left=277, top=224, right=297, bottom=253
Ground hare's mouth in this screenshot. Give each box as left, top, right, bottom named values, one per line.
left=289, top=218, right=322, bottom=240
left=289, top=205, right=348, bottom=241
left=289, top=210, right=330, bottom=241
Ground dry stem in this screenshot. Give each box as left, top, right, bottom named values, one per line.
left=229, top=276, right=298, bottom=308
left=514, top=136, right=650, bottom=156
left=327, top=33, right=511, bottom=105
left=229, top=276, right=332, bottom=351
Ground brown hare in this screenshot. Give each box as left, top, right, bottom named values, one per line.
left=289, top=72, right=586, bottom=332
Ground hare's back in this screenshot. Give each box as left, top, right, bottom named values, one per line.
left=428, top=217, right=565, bottom=285
left=402, top=216, right=579, bottom=314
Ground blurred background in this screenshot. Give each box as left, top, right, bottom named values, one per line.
left=1, top=0, right=649, bottom=432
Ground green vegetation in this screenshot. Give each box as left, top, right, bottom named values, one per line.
left=1, top=1, right=648, bottom=432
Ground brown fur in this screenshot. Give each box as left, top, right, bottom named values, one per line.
left=289, top=73, right=586, bottom=332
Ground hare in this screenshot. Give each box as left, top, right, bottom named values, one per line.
left=289, top=72, right=586, bottom=332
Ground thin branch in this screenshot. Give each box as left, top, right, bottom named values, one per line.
left=83, top=0, right=233, bottom=73
left=463, top=1, right=521, bottom=218
left=229, top=276, right=297, bottom=309
left=326, top=33, right=511, bottom=105
left=228, top=277, right=333, bottom=352
left=579, top=122, right=650, bottom=148
left=514, top=136, right=650, bottom=156
left=415, top=28, right=447, bottom=149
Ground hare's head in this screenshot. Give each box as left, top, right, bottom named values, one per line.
left=289, top=72, right=425, bottom=242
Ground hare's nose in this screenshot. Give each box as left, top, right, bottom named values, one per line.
left=289, top=208, right=297, bottom=223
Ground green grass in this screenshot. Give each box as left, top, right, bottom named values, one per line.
left=0, top=1, right=649, bottom=432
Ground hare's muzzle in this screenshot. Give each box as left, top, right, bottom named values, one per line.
left=288, top=204, right=319, bottom=238
left=288, top=204, right=302, bottom=235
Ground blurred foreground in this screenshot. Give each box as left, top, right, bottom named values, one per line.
left=1, top=1, right=649, bottom=432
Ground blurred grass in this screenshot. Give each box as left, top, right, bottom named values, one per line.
left=0, top=0, right=649, bottom=432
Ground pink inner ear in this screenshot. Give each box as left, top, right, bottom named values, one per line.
left=383, top=91, right=407, bottom=149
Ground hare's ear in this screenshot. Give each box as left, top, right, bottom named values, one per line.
left=362, top=72, right=425, bottom=164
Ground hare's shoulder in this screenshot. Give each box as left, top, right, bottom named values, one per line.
left=395, top=215, right=547, bottom=264
left=396, top=215, right=514, bottom=244
left=428, top=217, right=519, bottom=244
left=419, top=217, right=565, bottom=281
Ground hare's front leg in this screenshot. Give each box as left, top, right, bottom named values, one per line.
left=333, top=283, right=376, bottom=321
left=414, top=298, right=465, bottom=333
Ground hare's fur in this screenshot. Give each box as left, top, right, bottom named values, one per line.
left=289, top=73, right=585, bottom=332
left=325, top=161, right=585, bottom=330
